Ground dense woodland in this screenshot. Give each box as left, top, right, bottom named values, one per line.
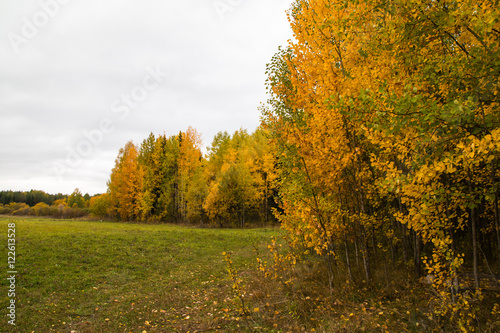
left=3, top=0, right=500, bottom=329
left=259, top=0, right=500, bottom=329
left=95, top=127, right=278, bottom=228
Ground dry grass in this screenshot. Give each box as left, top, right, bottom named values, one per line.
left=1, top=216, right=498, bottom=332
left=222, top=246, right=500, bottom=332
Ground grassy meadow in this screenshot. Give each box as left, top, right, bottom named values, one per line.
left=0, top=217, right=281, bottom=332
left=2, top=217, right=499, bottom=333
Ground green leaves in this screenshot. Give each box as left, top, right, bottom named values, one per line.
left=204, top=129, right=277, bottom=227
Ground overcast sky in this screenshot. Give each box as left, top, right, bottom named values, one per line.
left=0, top=0, right=294, bottom=196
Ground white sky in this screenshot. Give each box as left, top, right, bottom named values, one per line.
left=0, top=0, right=294, bottom=195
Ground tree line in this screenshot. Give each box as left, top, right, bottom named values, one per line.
left=0, top=190, right=67, bottom=206
left=92, top=127, right=278, bottom=227
left=0, top=189, right=93, bottom=218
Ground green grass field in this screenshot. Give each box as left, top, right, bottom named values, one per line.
left=0, top=217, right=281, bottom=332
left=3, top=217, right=499, bottom=332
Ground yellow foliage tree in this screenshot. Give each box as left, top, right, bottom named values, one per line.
left=264, top=0, right=500, bottom=326
left=107, top=141, right=143, bottom=221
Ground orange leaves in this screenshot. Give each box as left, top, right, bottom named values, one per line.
left=107, top=141, right=143, bottom=221
left=267, top=0, right=499, bottom=307
left=179, top=126, right=203, bottom=178
left=267, top=0, right=390, bottom=249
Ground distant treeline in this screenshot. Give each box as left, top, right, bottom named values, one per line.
left=0, top=190, right=70, bottom=206
left=0, top=189, right=96, bottom=219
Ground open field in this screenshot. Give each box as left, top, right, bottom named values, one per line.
left=0, top=217, right=280, bottom=332
left=2, top=217, right=500, bottom=332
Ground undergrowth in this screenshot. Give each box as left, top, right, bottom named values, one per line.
left=222, top=237, right=500, bottom=332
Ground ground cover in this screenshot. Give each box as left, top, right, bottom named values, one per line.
left=0, top=217, right=280, bottom=332
left=1, top=217, right=499, bottom=332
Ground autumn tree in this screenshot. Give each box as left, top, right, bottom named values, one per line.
left=204, top=129, right=276, bottom=227
left=107, top=141, right=143, bottom=221
left=67, top=188, right=85, bottom=209
left=264, top=0, right=500, bottom=327
left=178, top=126, right=204, bottom=223
left=89, top=193, right=111, bottom=218
left=137, top=133, right=180, bottom=221
left=263, top=0, right=385, bottom=284
left=186, top=163, right=208, bottom=224
left=33, top=202, right=50, bottom=216
left=250, top=128, right=279, bottom=223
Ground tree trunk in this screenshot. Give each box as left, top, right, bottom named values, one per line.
left=241, top=205, right=245, bottom=229
left=397, top=195, right=409, bottom=263
left=371, top=223, right=377, bottom=258
left=414, top=231, right=422, bottom=276
left=468, top=177, right=480, bottom=290
left=494, top=191, right=500, bottom=262
left=344, top=237, right=353, bottom=281
left=265, top=182, right=269, bottom=224
left=354, top=236, right=360, bottom=270
left=362, top=225, right=371, bottom=282
left=471, top=206, right=480, bottom=289
left=390, top=219, right=396, bottom=265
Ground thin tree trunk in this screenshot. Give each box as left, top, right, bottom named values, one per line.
left=330, top=242, right=342, bottom=282
left=414, top=231, right=422, bottom=276
left=355, top=166, right=370, bottom=282
left=384, top=258, right=389, bottom=288
left=339, top=191, right=353, bottom=282
left=265, top=183, right=269, bottom=224
left=342, top=107, right=370, bottom=282
left=354, top=236, right=360, bottom=270
left=494, top=190, right=500, bottom=262
left=372, top=223, right=377, bottom=258
left=326, top=254, right=335, bottom=294
left=362, top=225, right=371, bottom=282
left=449, top=209, right=460, bottom=301
left=241, top=205, right=245, bottom=229
left=471, top=206, right=480, bottom=289
left=401, top=225, right=409, bottom=263
left=450, top=237, right=459, bottom=303
left=397, top=195, right=409, bottom=263
left=468, top=177, right=480, bottom=290
left=344, top=237, right=353, bottom=281
left=299, top=155, right=338, bottom=284
left=390, top=219, right=396, bottom=266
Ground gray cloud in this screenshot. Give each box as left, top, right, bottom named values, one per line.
left=0, top=0, right=293, bottom=195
